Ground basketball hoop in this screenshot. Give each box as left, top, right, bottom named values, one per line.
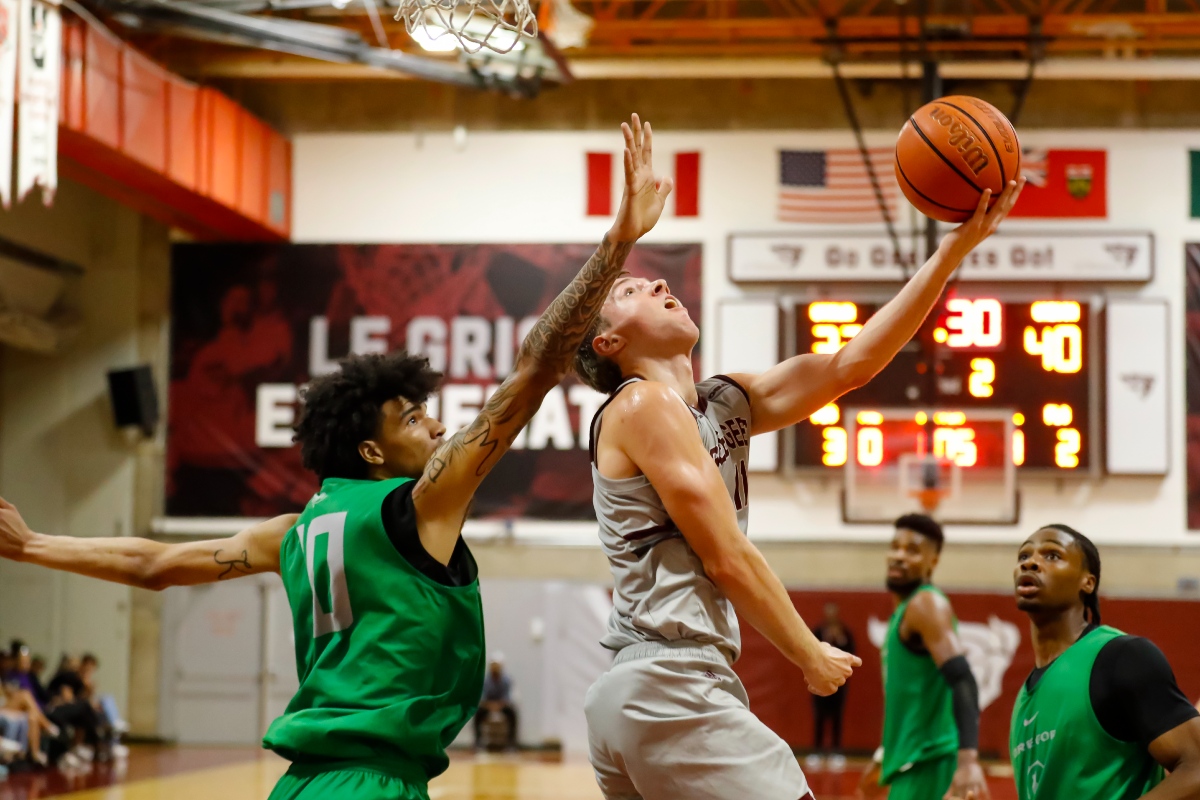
left=395, top=0, right=538, bottom=55
left=909, top=486, right=948, bottom=515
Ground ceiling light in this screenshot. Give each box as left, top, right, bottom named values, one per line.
left=410, top=25, right=459, bottom=51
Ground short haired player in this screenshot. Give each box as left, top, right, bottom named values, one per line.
left=0, top=113, right=673, bottom=800
left=575, top=178, right=1024, bottom=800
left=856, top=514, right=987, bottom=800
left=967, top=525, right=1200, bottom=800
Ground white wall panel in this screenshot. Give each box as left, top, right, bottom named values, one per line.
left=294, top=128, right=1199, bottom=545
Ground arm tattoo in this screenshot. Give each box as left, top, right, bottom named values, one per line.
left=214, top=549, right=253, bottom=579
left=423, top=381, right=524, bottom=485
left=416, top=234, right=634, bottom=493
left=520, top=233, right=635, bottom=371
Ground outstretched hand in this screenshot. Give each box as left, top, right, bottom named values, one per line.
left=939, top=177, right=1026, bottom=261
left=609, top=113, right=673, bottom=243
left=0, top=496, right=34, bottom=561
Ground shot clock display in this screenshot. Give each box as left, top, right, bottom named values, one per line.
left=795, top=298, right=1094, bottom=471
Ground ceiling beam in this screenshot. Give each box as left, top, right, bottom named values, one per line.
left=176, top=52, right=1200, bottom=79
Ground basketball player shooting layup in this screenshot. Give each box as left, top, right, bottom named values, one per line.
left=0, top=113, right=673, bottom=800
left=574, top=177, right=1025, bottom=800
left=965, top=525, right=1200, bottom=800
left=857, top=514, right=987, bottom=800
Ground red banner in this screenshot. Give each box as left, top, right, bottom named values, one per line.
left=167, top=243, right=702, bottom=519
left=736, top=589, right=1200, bottom=757
left=1010, top=148, right=1107, bottom=218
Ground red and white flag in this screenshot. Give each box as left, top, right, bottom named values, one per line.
left=778, top=148, right=899, bottom=224
left=17, top=0, right=59, bottom=206
left=586, top=150, right=700, bottom=218
left=1010, top=148, right=1106, bottom=219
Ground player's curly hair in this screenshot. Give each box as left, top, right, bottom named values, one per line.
left=293, top=352, right=442, bottom=481
left=574, top=314, right=625, bottom=394
left=1044, top=523, right=1103, bottom=625
left=895, top=513, right=945, bottom=553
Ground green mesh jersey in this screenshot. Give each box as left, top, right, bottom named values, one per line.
left=881, top=585, right=959, bottom=784
left=262, top=477, right=485, bottom=781
left=1010, top=626, right=1163, bottom=800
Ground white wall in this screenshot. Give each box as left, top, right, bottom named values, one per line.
left=293, top=128, right=1198, bottom=547
left=0, top=178, right=168, bottom=716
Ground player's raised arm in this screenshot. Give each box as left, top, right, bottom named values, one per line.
left=730, top=178, right=1026, bottom=437
left=606, top=381, right=861, bottom=694
left=0, top=496, right=296, bottom=590
left=412, top=114, right=672, bottom=553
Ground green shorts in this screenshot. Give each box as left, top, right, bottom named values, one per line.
left=885, top=753, right=957, bottom=800
left=269, top=761, right=429, bottom=800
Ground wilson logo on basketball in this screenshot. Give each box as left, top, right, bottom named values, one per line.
left=927, top=107, right=991, bottom=175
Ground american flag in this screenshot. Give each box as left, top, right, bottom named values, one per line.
left=778, top=148, right=899, bottom=223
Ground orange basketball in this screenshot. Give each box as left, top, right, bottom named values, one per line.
left=894, top=95, right=1021, bottom=223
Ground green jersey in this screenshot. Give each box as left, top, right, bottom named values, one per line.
left=1010, top=626, right=1163, bottom=800
left=881, top=585, right=958, bottom=784
left=262, top=477, right=485, bottom=781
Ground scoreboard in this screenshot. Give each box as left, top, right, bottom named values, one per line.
left=794, top=297, right=1097, bottom=472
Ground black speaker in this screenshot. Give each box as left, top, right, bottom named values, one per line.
left=107, top=366, right=159, bottom=436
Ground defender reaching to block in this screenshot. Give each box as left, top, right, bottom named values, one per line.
left=575, top=178, right=1024, bottom=800
left=0, top=113, right=673, bottom=800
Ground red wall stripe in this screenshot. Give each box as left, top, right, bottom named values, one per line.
left=586, top=151, right=612, bottom=216
left=674, top=151, right=700, bottom=217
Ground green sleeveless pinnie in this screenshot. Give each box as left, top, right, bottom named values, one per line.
left=880, top=585, right=959, bottom=800
left=263, top=477, right=485, bottom=800
left=1010, top=625, right=1163, bottom=800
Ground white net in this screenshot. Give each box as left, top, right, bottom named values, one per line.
left=395, top=0, right=539, bottom=54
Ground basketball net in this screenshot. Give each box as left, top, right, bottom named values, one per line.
left=395, top=0, right=538, bottom=54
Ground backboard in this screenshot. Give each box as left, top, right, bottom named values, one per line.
left=843, top=407, right=1019, bottom=525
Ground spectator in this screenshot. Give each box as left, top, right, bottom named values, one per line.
left=808, top=602, right=856, bottom=772
left=474, top=652, right=518, bottom=751
left=0, top=675, right=53, bottom=767
left=5, top=643, right=44, bottom=707
left=79, top=654, right=129, bottom=755
left=44, top=654, right=107, bottom=763
left=27, top=656, right=49, bottom=708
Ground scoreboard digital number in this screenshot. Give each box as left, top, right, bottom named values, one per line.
left=795, top=298, right=1094, bottom=472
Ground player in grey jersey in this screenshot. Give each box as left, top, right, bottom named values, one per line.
left=573, top=125, right=1025, bottom=800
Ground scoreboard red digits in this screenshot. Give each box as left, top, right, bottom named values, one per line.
left=795, top=298, right=1093, bottom=472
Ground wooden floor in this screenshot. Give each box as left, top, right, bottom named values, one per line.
left=0, top=746, right=1019, bottom=800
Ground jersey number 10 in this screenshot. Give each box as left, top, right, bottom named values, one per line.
left=296, top=512, right=355, bottom=637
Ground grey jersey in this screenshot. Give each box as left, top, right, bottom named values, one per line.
left=590, top=376, right=753, bottom=661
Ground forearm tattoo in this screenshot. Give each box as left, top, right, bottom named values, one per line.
left=419, top=234, right=634, bottom=488
left=520, top=233, right=635, bottom=370
left=214, top=549, right=253, bottom=579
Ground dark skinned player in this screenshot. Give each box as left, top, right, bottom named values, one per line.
left=983, top=525, right=1200, bottom=800
left=858, top=514, right=987, bottom=800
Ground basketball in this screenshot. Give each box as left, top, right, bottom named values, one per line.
left=895, top=95, right=1022, bottom=223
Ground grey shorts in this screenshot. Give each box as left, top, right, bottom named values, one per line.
left=584, top=640, right=814, bottom=800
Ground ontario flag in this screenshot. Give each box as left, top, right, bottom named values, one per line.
left=586, top=151, right=700, bottom=217
left=1010, top=149, right=1107, bottom=218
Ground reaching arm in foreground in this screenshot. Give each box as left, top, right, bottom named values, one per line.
left=412, top=113, right=673, bottom=563
left=604, top=381, right=861, bottom=695
left=731, top=178, right=1026, bottom=436
left=904, top=591, right=988, bottom=800
left=0, top=496, right=297, bottom=590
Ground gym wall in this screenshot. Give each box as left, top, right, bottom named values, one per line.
left=293, top=127, right=1191, bottom=546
